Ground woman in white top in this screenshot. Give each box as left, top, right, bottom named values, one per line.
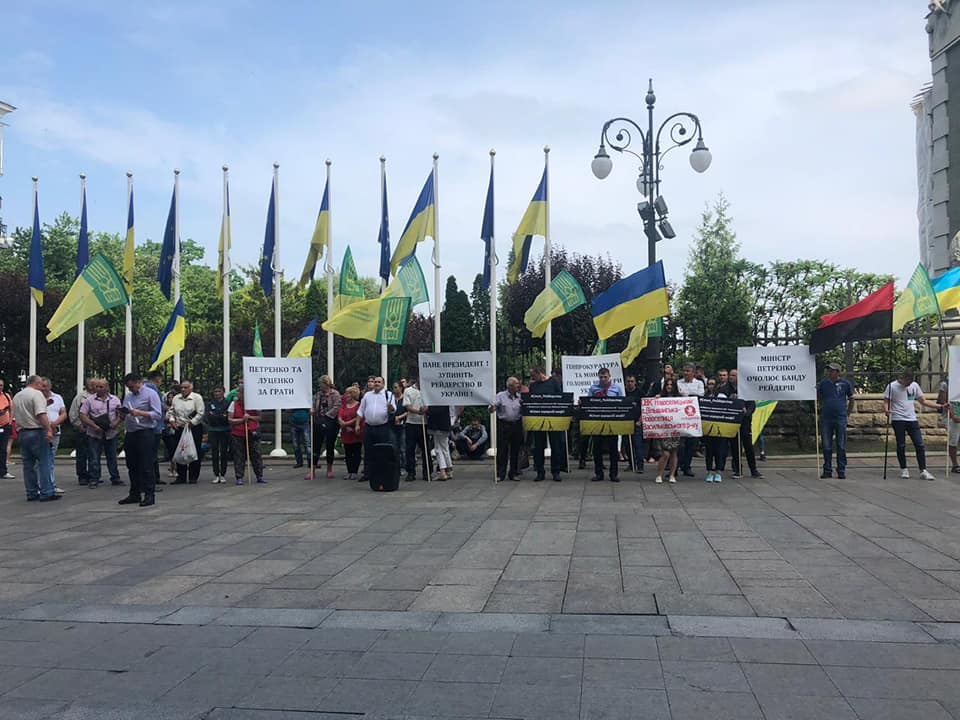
left=882, top=370, right=941, bottom=480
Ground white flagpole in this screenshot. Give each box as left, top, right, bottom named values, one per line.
left=77, top=173, right=86, bottom=395
left=28, top=176, right=38, bottom=377
left=325, top=159, right=334, bottom=381
left=380, top=156, right=388, bottom=380
left=271, top=162, right=286, bottom=456
left=543, top=146, right=552, bottom=374
left=173, top=168, right=181, bottom=381
left=433, top=152, right=441, bottom=352
left=222, top=165, right=231, bottom=390
left=488, top=149, right=498, bottom=466
left=124, top=172, right=133, bottom=376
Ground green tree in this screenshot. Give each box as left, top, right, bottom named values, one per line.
left=673, top=196, right=753, bottom=371
left=470, top=274, right=490, bottom=350
left=441, top=276, right=476, bottom=351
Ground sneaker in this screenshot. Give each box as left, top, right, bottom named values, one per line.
left=1, top=473, right=14, bottom=479
left=732, top=473, right=742, bottom=479
left=87, top=481, right=99, bottom=489
left=837, top=472, right=846, bottom=479
left=53, top=487, right=64, bottom=495
left=751, top=471, right=763, bottom=479
left=325, top=470, right=334, bottom=479
left=256, top=477, right=268, bottom=484
left=681, top=469, right=695, bottom=478
left=211, top=476, right=220, bottom=484
left=705, top=473, right=714, bottom=483
left=235, top=478, right=245, bottom=485
left=921, top=469, right=936, bottom=481
left=655, top=475, right=663, bottom=484
left=820, top=471, right=832, bottom=479
left=668, top=476, right=676, bottom=484
left=759, top=453, right=767, bottom=462
left=714, top=474, right=722, bottom=483
left=952, top=466, right=960, bottom=474
left=899, top=469, right=910, bottom=479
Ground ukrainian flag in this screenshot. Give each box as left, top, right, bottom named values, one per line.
left=287, top=318, right=317, bottom=358
left=299, top=178, right=329, bottom=288
left=28, top=188, right=44, bottom=306
left=389, top=171, right=435, bottom=277
left=933, top=266, right=960, bottom=313
left=157, top=187, right=176, bottom=301
left=76, top=186, right=89, bottom=277
left=149, top=299, right=186, bottom=372
left=217, top=178, right=231, bottom=299
left=507, top=168, right=547, bottom=284
left=592, top=261, right=670, bottom=340
left=122, top=187, right=135, bottom=296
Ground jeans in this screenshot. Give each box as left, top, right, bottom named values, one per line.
left=124, top=430, right=156, bottom=500
left=496, top=419, right=523, bottom=480
left=152, top=432, right=162, bottom=484
left=209, top=432, right=230, bottom=477
left=706, top=436, right=729, bottom=472
left=87, top=434, right=120, bottom=484
left=821, top=414, right=847, bottom=473
left=532, top=430, right=568, bottom=478
left=892, top=420, right=926, bottom=470
left=20, top=428, right=54, bottom=499
left=74, top=429, right=90, bottom=484
left=49, top=433, right=61, bottom=489
left=344, top=442, right=362, bottom=474
left=405, top=423, right=432, bottom=479
left=455, top=436, right=487, bottom=459
left=290, top=424, right=308, bottom=466
left=591, top=435, right=617, bottom=479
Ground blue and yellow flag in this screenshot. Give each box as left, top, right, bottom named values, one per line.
left=932, top=266, right=960, bottom=314
left=323, top=295, right=412, bottom=346
left=524, top=271, right=586, bottom=338
left=287, top=318, right=317, bottom=358
left=378, top=170, right=391, bottom=283
left=508, top=168, right=547, bottom=284
left=260, top=179, right=277, bottom=297
left=253, top=321, right=264, bottom=358
left=149, top=298, right=186, bottom=372
left=481, top=164, right=494, bottom=290
left=390, top=171, right=435, bottom=277
left=620, top=323, right=649, bottom=368
left=217, top=178, right=231, bottom=299
left=592, top=261, right=670, bottom=340
left=300, top=178, right=329, bottom=288
left=384, top=254, right=429, bottom=306
left=122, top=186, right=135, bottom=296
left=28, top=187, right=44, bottom=306
left=77, top=185, right=89, bottom=277
left=47, top=254, right=128, bottom=341
left=157, top=187, right=176, bottom=301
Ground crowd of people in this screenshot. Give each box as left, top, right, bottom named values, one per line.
left=0, top=359, right=950, bottom=505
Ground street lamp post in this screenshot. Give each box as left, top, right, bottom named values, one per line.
left=591, top=78, right=711, bottom=386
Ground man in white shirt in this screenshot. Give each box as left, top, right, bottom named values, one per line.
left=399, top=377, right=432, bottom=481
left=359, top=376, right=396, bottom=464
left=676, top=363, right=704, bottom=477
left=883, top=370, right=941, bottom=480
left=167, top=380, right=205, bottom=484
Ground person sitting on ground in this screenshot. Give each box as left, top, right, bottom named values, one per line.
left=455, top=417, right=489, bottom=459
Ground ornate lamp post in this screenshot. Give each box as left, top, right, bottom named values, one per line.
left=591, top=78, right=711, bottom=384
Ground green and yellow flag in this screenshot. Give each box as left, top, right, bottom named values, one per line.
left=384, top=255, right=429, bottom=306
left=322, top=295, right=412, bottom=346
left=752, top=400, right=777, bottom=440
left=523, top=271, right=586, bottom=338
left=336, top=246, right=364, bottom=312
left=592, top=339, right=607, bottom=355
left=46, top=254, right=129, bottom=341
left=893, top=263, right=939, bottom=331
left=253, top=321, right=264, bottom=358
left=621, top=317, right=664, bottom=368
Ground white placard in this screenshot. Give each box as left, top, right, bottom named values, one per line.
left=950, top=346, right=960, bottom=402
left=737, top=345, right=817, bottom=401
left=241, top=357, right=313, bottom=410
left=561, top=353, right=625, bottom=400
left=640, top=397, right=703, bottom=438
left=419, top=351, right=494, bottom=406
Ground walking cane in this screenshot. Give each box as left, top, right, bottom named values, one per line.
left=882, top=414, right=890, bottom=480
left=308, top=412, right=315, bottom=481
left=244, top=418, right=252, bottom=488
left=421, top=419, right=431, bottom=482
left=814, top=397, right=821, bottom=480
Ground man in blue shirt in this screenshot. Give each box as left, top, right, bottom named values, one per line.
left=587, top=367, right=624, bottom=482
left=119, top=372, right=163, bottom=507
left=818, top=362, right=854, bottom=479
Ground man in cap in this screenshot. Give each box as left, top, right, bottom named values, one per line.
left=818, top=362, right=854, bottom=479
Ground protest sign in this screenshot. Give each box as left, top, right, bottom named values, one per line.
left=521, top=392, right=574, bottom=432
left=578, top=396, right=636, bottom=435
left=561, top=353, right=624, bottom=400
left=419, top=351, right=494, bottom=406
left=242, top=357, right=313, bottom=410
left=640, top=397, right=702, bottom=438
left=951, top=347, right=960, bottom=402
left=698, top=397, right=745, bottom=437
left=737, top=346, right=817, bottom=401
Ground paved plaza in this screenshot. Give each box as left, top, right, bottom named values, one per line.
left=2, top=456, right=960, bottom=718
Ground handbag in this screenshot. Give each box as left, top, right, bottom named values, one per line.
left=172, top=426, right=199, bottom=465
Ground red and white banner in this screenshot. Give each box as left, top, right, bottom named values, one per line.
left=640, top=397, right=702, bottom=438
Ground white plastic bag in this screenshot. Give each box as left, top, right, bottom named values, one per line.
left=173, top=427, right=198, bottom=465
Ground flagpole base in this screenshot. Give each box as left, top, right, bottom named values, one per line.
left=486, top=447, right=495, bottom=458
left=269, top=448, right=288, bottom=457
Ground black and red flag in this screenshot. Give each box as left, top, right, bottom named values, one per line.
left=809, top=282, right=894, bottom=354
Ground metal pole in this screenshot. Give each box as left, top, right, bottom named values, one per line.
left=222, top=165, right=231, bottom=390
left=325, top=159, right=334, bottom=381
left=173, top=169, right=181, bottom=381
left=124, top=173, right=133, bottom=376
left=29, top=176, right=38, bottom=377
left=488, top=149, right=498, bottom=469
left=644, top=81, right=660, bottom=390
left=380, top=156, right=388, bottom=379
left=543, top=146, right=552, bottom=374
left=77, top=173, right=86, bottom=395
left=271, top=162, right=286, bottom=456
left=433, top=153, right=441, bottom=352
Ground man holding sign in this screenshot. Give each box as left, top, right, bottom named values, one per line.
left=528, top=367, right=567, bottom=482
left=587, top=367, right=624, bottom=482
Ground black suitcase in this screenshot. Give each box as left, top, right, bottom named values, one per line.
left=368, top=442, right=400, bottom=492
